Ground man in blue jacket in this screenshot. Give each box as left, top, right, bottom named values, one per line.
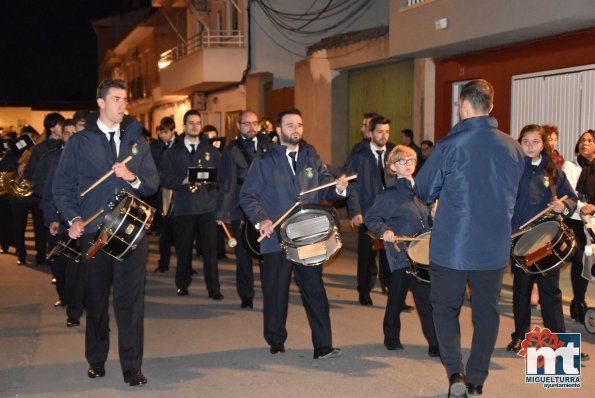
left=344, top=116, right=395, bottom=305
left=53, top=79, right=159, bottom=386
left=416, top=79, right=525, bottom=398
left=240, top=108, right=349, bottom=359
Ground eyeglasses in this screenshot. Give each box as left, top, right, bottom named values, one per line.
left=394, top=158, right=416, bottom=166
left=240, top=121, right=259, bottom=127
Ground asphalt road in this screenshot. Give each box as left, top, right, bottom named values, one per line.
left=0, top=223, right=593, bottom=397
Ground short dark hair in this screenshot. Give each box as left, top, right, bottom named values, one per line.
left=275, top=108, right=302, bottom=127
left=369, top=116, right=391, bottom=132
left=401, top=129, right=414, bottom=139
left=202, top=124, right=218, bottom=135
left=63, top=119, right=75, bottom=129
left=159, top=116, right=175, bottom=132
left=96, top=79, right=127, bottom=99
left=459, top=79, right=494, bottom=114
left=421, top=140, right=434, bottom=148
left=43, top=112, right=65, bottom=134
left=183, top=109, right=201, bottom=125
left=72, top=110, right=89, bottom=125
left=363, top=112, right=379, bottom=119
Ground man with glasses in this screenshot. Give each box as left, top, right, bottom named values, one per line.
left=216, top=110, right=273, bottom=309
left=344, top=115, right=395, bottom=306
left=160, top=110, right=223, bottom=299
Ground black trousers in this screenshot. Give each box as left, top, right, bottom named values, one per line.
left=511, top=265, right=565, bottom=339
left=384, top=268, right=437, bottom=347
left=232, top=219, right=255, bottom=300
left=11, top=198, right=46, bottom=263
left=357, top=226, right=390, bottom=294
left=48, top=233, right=85, bottom=320
left=430, top=264, right=503, bottom=386
left=175, top=213, right=220, bottom=295
left=0, top=196, right=13, bottom=251
left=158, top=215, right=176, bottom=269
left=262, top=251, right=333, bottom=351
left=81, top=234, right=147, bottom=372
left=565, top=219, right=590, bottom=303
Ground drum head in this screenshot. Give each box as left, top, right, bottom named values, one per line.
left=407, top=230, right=431, bottom=265
left=280, top=206, right=337, bottom=247
left=513, top=221, right=559, bottom=256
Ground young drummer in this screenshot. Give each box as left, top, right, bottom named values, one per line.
left=506, top=124, right=577, bottom=353
left=364, top=145, right=439, bottom=357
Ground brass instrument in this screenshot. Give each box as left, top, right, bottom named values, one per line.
left=0, top=171, right=8, bottom=197
left=3, top=172, right=33, bottom=197
left=2, top=132, right=40, bottom=198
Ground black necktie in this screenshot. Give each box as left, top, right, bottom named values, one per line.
left=190, top=144, right=196, bottom=156
left=531, top=165, right=538, bottom=172
left=376, top=150, right=386, bottom=188
left=288, top=151, right=297, bottom=173
left=108, top=132, right=117, bottom=162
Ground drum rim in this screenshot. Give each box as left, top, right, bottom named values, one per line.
left=279, top=205, right=339, bottom=247
left=407, top=228, right=432, bottom=266
left=513, top=220, right=564, bottom=257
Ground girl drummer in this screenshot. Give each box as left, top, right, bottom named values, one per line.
left=364, top=145, right=439, bottom=357
left=506, top=124, right=577, bottom=353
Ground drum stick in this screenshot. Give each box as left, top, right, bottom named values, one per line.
left=81, top=209, right=105, bottom=228
left=299, top=174, right=357, bottom=196
left=47, top=209, right=105, bottom=262
left=220, top=223, right=237, bottom=248
left=518, top=195, right=568, bottom=230
left=257, top=201, right=301, bottom=243
left=80, top=155, right=133, bottom=197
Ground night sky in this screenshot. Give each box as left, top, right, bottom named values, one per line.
left=0, top=0, right=151, bottom=107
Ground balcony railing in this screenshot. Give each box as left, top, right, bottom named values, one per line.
left=401, top=0, right=427, bottom=9
left=158, top=30, right=245, bottom=70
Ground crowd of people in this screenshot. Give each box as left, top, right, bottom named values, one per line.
left=0, top=78, right=593, bottom=397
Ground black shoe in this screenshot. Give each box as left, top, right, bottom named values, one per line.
left=191, top=268, right=198, bottom=276
left=176, top=288, right=189, bottom=296
left=87, top=366, right=106, bottom=378
left=506, top=338, right=522, bottom=352
left=67, top=318, right=80, bottom=327
left=270, top=344, right=285, bottom=354
left=581, top=352, right=590, bottom=361
left=314, top=347, right=342, bottom=359
left=570, top=300, right=588, bottom=322
left=448, top=373, right=468, bottom=398
left=381, top=285, right=389, bottom=295
left=123, top=369, right=147, bottom=387
left=211, top=292, right=224, bottom=300
left=359, top=295, right=373, bottom=306
left=428, top=346, right=440, bottom=357
left=465, top=383, right=483, bottom=395
left=384, top=338, right=404, bottom=351
left=402, top=304, right=415, bottom=313
left=17, top=258, right=27, bottom=266
left=241, top=298, right=253, bottom=309
left=153, top=266, right=168, bottom=273
left=54, top=300, right=66, bottom=308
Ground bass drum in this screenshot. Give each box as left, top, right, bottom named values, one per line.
left=241, top=220, right=262, bottom=259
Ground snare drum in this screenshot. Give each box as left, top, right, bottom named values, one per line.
left=47, top=236, right=82, bottom=263
left=88, top=191, right=155, bottom=262
left=512, top=217, right=575, bottom=276
left=241, top=220, right=262, bottom=259
left=406, top=229, right=431, bottom=283
left=279, top=205, right=342, bottom=266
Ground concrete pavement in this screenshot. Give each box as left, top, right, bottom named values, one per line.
left=0, top=222, right=593, bottom=398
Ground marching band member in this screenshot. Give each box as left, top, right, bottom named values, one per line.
left=216, top=110, right=273, bottom=309
left=53, top=79, right=159, bottom=386
left=159, top=109, right=223, bottom=299
left=506, top=124, right=577, bottom=353
left=364, top=145, right=439, bottom=357
left=239, top=108, right=348, bottom=359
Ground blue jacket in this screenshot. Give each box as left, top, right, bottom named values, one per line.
left=40, top=146, right=63, bottom=227
left=415, top=116, right=525, bottom=270
left=239, top=143, right=347, bottom=254
left=159, top=133, right=220, bottom=216
left=364, top=178, right=432, bottom=271
left=52, top=113, right=159, bottom=231
left=511, top=156, right=577, bottom=231
left=344, top=141, right=395, bottom=217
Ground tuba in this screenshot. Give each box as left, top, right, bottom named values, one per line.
left=2, top=132, right=39, bottom=198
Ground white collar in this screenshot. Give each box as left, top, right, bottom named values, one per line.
left=369, top=141, right=386, bottom=153
left=96, top=118, right=120, bottom=135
